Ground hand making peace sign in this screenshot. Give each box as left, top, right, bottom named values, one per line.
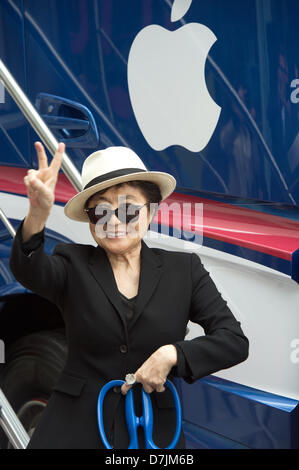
left=24, top=141, right=65, bottom=215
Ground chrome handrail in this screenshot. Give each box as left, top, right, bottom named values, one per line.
left=0, top=389, right=30, bottom=449
left=0, top=60, right=83, bottom=449
left=0, top=59, right=82, bottom=192
left=0, top=207, right=16, bottom=237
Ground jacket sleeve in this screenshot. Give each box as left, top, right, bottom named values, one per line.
left=20, top=228, right=45, bottom=256
left=9, top=218, right=68, bottom=309
left=173, top=252, right=249, bottom=384
left=171, top=343, right=193, bottom=378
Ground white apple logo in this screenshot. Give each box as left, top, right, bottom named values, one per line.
left=127, top=0, right=221, bottom=153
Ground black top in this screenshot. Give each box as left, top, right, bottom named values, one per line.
left=118, top=291, right=137, bottom=324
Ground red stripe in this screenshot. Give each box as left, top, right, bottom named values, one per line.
left=0, top=167, right=77, bottom=200
left=164, top=193, right=299, bottom=261
left=2, top=166, right=299, bottom=261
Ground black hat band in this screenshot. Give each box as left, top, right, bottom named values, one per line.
left=83, top=168, right=147, bottom=191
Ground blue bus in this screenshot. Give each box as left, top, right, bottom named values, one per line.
left=0, top=0, right=299, bottom=449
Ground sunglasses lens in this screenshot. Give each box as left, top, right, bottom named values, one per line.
left=118, top=204, right=142, bottom=223
left=87, top=203, right=146, bottom=224
left=96, top=207, right=111, bottom=224
left=87, top=207, right=110, bottom=224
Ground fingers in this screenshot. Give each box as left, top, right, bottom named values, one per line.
left=120, top=382, right=154, bottom=395
left=34, top=141, right=65, bottom=174
left=34, top=142, right=48, bottom=170
left=142, top=383, right=155, bottom=394
left=24, top=170, right=47, bottom=196
left=24, top=169, right=38, bottom=190
left=50, top=142, right=65, bottom=174
left=121, top=372, right=166, bottom=396
left=155, top=383, right=166, bottom=393
left=120, top=382, right=132, bottom=395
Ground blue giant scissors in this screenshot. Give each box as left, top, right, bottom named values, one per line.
left=97, top=379, right=182, bottom=449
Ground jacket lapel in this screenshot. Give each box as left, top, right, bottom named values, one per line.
left=88, top=239, right=163, bottom=332
left=88, top=243, right=126, bottom=330
left=131, top=239, right=163, bottom=330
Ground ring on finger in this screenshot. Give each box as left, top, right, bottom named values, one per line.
left=125, top=373, right=136, bottom=386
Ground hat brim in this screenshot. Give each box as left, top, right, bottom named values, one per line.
left=64, top=171, right=177, bottom=222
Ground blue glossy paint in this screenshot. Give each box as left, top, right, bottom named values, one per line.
left=36, top=93, right=100, bottom=148
left=178, top=188, right=299, bottom=222
left=200, top=376, right=298, bottom=413
left=182, top=420, right=249, bottom=449
left=0, top=0, right=30, bottom=168
left=291, top=248, right=299, bottom=283
left=0, top=218, right=72, bottom=296
left=17, top=0, right=299, bottom=205
left=175, top=376, right=299, bottom=449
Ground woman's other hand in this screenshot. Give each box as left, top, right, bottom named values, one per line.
left=121, top=345, right=178, bottom=395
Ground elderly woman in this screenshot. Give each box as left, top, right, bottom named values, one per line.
left=10, top=142, right=249, bottom=449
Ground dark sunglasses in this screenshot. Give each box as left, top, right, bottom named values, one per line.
left=84, top=202, right=149, bottom=225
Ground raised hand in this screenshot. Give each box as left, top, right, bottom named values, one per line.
left=22, top=141, right=65, bottom=242
left=24, top=141, right=65, bottom=216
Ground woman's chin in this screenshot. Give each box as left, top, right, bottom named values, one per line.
left=97, top=233, right=140, bottom=251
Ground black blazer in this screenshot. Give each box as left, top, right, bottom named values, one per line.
left=9, top=219, right=249, bottom=449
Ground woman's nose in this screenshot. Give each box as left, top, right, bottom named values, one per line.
left=109, top=212, right=121, bottom=225
left=106, top=213, right=124, bottom=234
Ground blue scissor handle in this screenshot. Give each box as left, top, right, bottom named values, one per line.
left=97, top=379, right=182, bottom=449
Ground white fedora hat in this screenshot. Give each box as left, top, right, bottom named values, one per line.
left=64, top=146, right=177, bottom=222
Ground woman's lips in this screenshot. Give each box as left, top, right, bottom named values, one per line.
left=107, top=232, right=126, bottom=238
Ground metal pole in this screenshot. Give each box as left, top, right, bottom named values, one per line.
left=0, top=59, right=82, bottom=192
left=0, top=60, right=83, bottom=448
left=0, top=389, right=30, bottom=449
left=0, top=207, right=16, bottom=237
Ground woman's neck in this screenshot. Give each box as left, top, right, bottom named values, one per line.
left=106, top=240, right=142, bottom=272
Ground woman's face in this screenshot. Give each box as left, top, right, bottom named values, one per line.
left=87, top=183, right=154, bottom=254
